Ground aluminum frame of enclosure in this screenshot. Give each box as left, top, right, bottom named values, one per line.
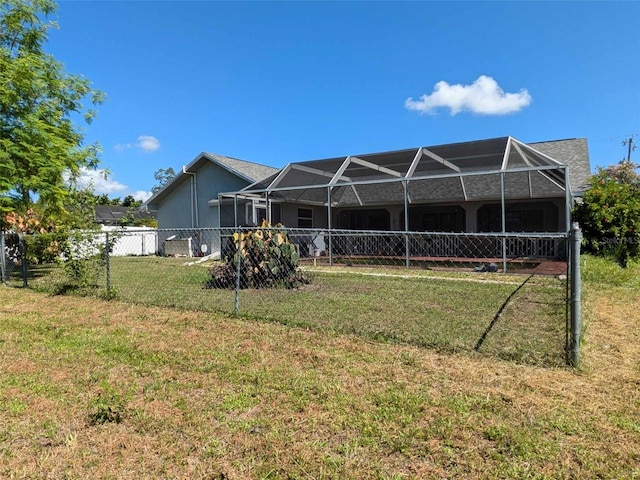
left=218, top=137, right=574, bottom=267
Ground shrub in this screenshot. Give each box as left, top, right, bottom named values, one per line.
left=59, top=230, right=118, bottom=289
left=3, top=209, right=62, bottom=264
left=574, top=160, right=640, bottom=267
left=206, top=221, right=309, bottom=289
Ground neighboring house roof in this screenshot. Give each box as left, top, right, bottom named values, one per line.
left=145, top=152, right=279, bottom=206
left=94, top=205, right=158, bottom=226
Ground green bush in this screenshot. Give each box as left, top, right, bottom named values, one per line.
left=206, top=221, right=309, bottom=289
left=24, top=232, right=66, bottom=264
left=58, top=230, right=117, bottom=289
left=574, top=160, right=640, bottom=267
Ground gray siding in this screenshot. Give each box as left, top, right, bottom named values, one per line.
left=156, top=178, right=192, bottom=229
left=280, top=204, right=329, bottom=229
left=154, top=162, right=252, bottom=230
left=195, top=162, right=251, bottom=228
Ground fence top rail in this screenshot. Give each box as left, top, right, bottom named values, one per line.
left=220, top=227, right=569, bottom=239
left=6, top=228, right=569, bottom=240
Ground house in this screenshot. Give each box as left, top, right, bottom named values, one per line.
left=94, top=205, right=157, bottom=226
left=144, top=152, right=278, bottom=255
left=145, top=152, right=279, bottom=230
left=222, top=137, right=590, bottom=233
left=218, top=137, right=591, bottom=259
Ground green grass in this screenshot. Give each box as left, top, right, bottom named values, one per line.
left=581, top=255, right=640, bottom=288
left=0, top=257, right=639, bottom=478
left=17, top=256, right=568, bottom=366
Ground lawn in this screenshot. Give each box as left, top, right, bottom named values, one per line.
left=21, top=256, right=567, bottom=366
left=0, top=256, right=638, bottom=478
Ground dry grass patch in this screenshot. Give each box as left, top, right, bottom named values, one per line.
left=0, top=258, right=639, bottom=479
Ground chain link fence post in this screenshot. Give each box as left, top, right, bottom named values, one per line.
left=105, top=231, right=111, bottom=292
left=20, top=235, right=27, bottom=288
left=234, top=229, right=241, bottom=314
left=0, top=232, right=6, bottom=286
left=570, top=222, right=582, bottom=367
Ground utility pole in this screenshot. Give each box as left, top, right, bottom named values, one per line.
left=622, top=136, right=636, bottom=162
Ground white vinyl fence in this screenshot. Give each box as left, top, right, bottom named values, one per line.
left=101, top=226, right=157, bottom=256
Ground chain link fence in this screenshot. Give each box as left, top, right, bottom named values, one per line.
left=1, top=226, right=581, bottom=366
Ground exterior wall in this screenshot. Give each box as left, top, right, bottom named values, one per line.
left=154, top=162, right=252, bottom=230
left=195, top=162, right=251, bottom=228
left=156, top=178, right=193, bottom=229
left=280, top=203, right=329, bottom=229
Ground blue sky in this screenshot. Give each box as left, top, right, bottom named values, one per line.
left=47, top=1, right=640, bottom=201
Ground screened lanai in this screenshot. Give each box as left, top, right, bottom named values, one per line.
left=219, top=137, right=575, bottom=235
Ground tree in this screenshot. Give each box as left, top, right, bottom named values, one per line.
left=573, top=159, right=640, bottom=267
left=151, top=167, right=176, bottom=194
left=0, top=0, right=104, bottom=220
left=121, top=195, right=141, bottom=208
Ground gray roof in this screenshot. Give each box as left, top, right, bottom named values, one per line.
left=145, top=152, right=278, bottom=206
left=236, top=137, right=591, bottom=207
left=528, top=138, right=591, bottom=190
left=94, top=205, right=157, bottom=225
left=201, top=153, right=279, bottom=184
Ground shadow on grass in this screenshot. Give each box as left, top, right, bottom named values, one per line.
left=6, top=263, right=60, bottom=285
left=474, top=275, right=533, bottom=352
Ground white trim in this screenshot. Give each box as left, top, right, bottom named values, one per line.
left=420, top=148, right=461, bottom=173
left=293, top=163, right=349, bottom=181
left=268, top=163, right=293, bottom=189
left=501, top=137, right=513, bottom=171
left=351, top=156, right=403, bottom=178
left=406, top=148, right=424, bottom=178
left=330, top=156, right=353, bottom=184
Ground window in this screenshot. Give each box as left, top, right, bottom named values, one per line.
left=477, top=202, right=555, bottom=232
left=253, top=205, right=267, bottom=225
left=298, top=208, right=313, bottom=228
left=404, top=206, right=465, bottom=232
left=338, top=209, right=390, bottom=230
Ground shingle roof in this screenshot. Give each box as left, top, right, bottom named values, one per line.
left=94, top=205, right=157, bottom=225
left=238, top=137, right=591, bottom=206
left=528, top=138, right=591, bottom=190
left=202, top=153, right=279, bottom=183
left=145, top=152, right=279, bottom=206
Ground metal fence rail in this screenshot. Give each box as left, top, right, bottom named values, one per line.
left=1, top=226, right=581, bottom=366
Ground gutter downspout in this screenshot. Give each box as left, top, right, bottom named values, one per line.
left=182, top=166, right=199, bottom=227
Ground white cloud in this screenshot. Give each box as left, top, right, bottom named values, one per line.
left=136, top=135, right=160, bottom=152
left=71, top=169, right=152, bottom=203
left=131, top=190, right=153, bottom=202
left=114, top=135, right=160, bottom=153
left=75, top=168, right=128, bottom=195
left=405, top=75, right=532, bottom=116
